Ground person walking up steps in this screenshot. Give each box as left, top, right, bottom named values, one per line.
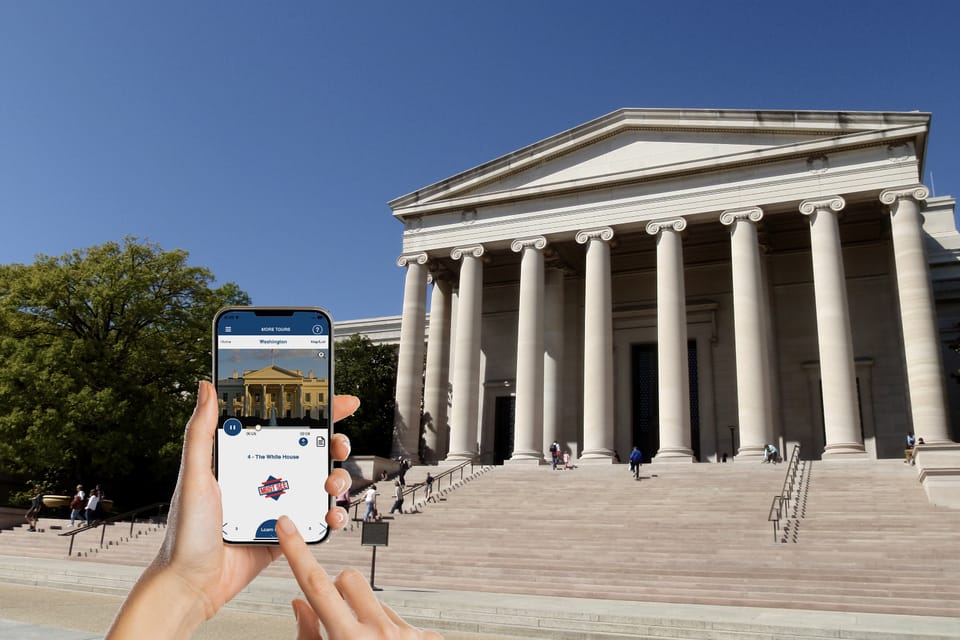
left=389, top=480, right=405, bottom=514
left=629, top=446, right=643, bottom=480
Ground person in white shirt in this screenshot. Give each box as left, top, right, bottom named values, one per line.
left=85, top=490, right=100, bottom=523
left=364, top=485, right=379, bottom=521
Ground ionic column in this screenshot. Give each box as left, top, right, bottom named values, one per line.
left=542, top=266, right=565, bottom=458
left=647, top=219, right=695, bottom=462
left=799, top=196, right=865, bottom=457
left=576, top=227, right=616, bottom=462
left=446, top=245, right=485, bottom=461
left=721, top=207, right=771, bottom=459
left=881, top=185, right=952, bottom=443
left=509, top=237, right=547, bottom=463
left=392, top=252, right=429, bottom=462
left=422, top=272, right=453, bottom=461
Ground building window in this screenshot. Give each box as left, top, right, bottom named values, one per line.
left=305, top=393, right=311, bottom=402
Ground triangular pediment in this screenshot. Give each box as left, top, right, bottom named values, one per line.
left=461, top=129, right=818, bottom=197
left=390, top=108, right=929, bottom=217
left=243, top=365, right=303, bottom=382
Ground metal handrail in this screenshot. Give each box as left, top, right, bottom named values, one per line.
left=768, top=495, right=782, bottom=542
left=770, top=444, right=801, bottom=542
left=59, top=502, right=168, bottom=557
left=779, top=444, right=801, bottom=516
left=348, top=459, right=478, bottom=521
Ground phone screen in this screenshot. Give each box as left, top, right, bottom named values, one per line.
left=213, top=307, right=332, bottom=544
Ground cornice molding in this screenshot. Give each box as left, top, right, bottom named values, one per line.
left=799, top=196, right=846, bottom=216
left=645, top=218, right=687, bottom=235
left=720, top=206, right=764, bottom=226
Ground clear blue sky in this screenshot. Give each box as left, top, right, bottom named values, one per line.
left=2, top=1, right=958, bottom=321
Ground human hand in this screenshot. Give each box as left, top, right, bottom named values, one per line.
left=106, top=381, right=359, bottom=639
left=277, top=516, right=443, bottom=640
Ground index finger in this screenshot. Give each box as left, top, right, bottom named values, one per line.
left=277, top=516, right=356, bottom=630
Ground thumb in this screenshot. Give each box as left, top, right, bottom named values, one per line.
left=292, top=598, right=321, bottom=640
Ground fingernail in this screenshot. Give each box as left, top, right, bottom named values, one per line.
left=197, top=381, right=207, bottom=405
left=291, top=600, right=299, bottom=623
left=277, top=515, right=297, bottom=535
left=336, top=510, right=348, bottom=526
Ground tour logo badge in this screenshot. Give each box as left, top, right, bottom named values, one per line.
left=258, top=475, right=290, bottom=501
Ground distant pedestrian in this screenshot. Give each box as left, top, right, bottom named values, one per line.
left=629, top=446, right=643, bottom=480
left=908, top=438, right=925, bottom=466
left=549, top=441, right=560, bottom=470
left=389, top=480, right=404, bottom=514
left=397, top=458, right=410, bottom=487
left=562, top=451, right=572, bottom=470
left=85, top=489, right=101, bottom=524
left=424, top=472, right=434, bottom=498
left=69, top=484, right=86, bottom=527
left=93, top=484, right=107, bottom=519
left=363, top=485, right=379, bottom=522
left=762, top=444, right=779, bottom=464
left=25, top=486, right=42, bottom=532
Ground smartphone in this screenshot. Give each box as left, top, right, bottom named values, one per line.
left=213, top=307, right=333, bottom=544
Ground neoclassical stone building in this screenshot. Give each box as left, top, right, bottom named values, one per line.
left=385, top=108, right=960, bottom=465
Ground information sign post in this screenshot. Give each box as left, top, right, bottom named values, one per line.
left=361, top=521, right=389, bottom=590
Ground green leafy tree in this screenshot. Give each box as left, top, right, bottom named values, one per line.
left=0, top=238, right=249, bottom=507
left=333, top=334, right=398, bottom=457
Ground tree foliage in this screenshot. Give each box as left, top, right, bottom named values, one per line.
left=333, top=334, right=398, bottom=457
left=0, top=238, right=249, bottom=506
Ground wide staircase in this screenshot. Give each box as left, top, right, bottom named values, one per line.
left=2, top=461, right=959, bottom=637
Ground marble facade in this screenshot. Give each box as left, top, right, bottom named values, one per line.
left=368, top=109, right=960, bottom=465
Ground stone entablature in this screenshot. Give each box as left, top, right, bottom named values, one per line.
left=392, top=109, right=928, bottom=255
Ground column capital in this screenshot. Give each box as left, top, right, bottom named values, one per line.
left=396, top=252, right=428, bottom=267
left=799, top=195, right=845, bottom=216
left=450, top=244, right=485, bottom=260
left=880, top=184, right=930, bottom=206
left=720, top=206, right=764, bottom=226
left=645, top=218, right=687, bottom=235
left=575, top=227, right=614, bottom=244
left=510, top=236, right=548, bottom=253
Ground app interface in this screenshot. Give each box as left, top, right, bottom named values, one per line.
left=215, top=309, right=331, bottom=543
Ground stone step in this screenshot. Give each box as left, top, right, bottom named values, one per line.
left=5, top=461, right=959, bottom=620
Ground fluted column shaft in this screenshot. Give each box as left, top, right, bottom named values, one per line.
left=882, top=185, right=952, bottom=443
left=800, top=196, right=865, bottom=456
left=648, top=219, right=694, bottom=461
left=392, top=253, right=429, bottom=461
left=577, top=227, right=615, bottom=461
left=422, top=273, right=453, bottom=461
left=446, top=245, right=485, bottom=461
left=509, top=237, right=547, bottom=463
left=542, top=267, right=565, bottom=457
left=721, top=207, right=771, bottom=458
